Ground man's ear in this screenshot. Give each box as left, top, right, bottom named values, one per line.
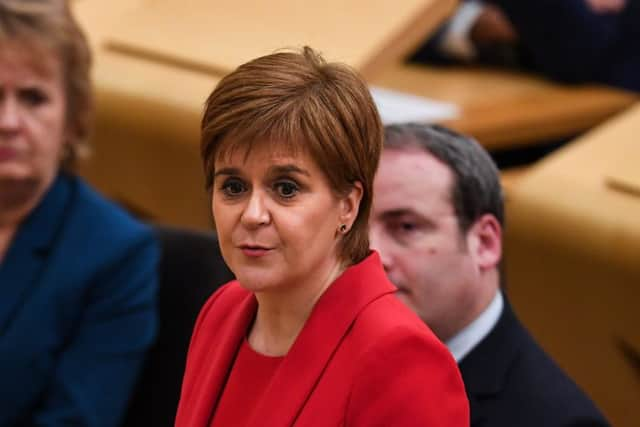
left=466, top=214, right=502, bottom=271
left=338, top=181, right=363, bottom=232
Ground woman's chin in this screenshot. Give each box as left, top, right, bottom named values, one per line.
left=0, top=164, right=33, bottom=181
left=234, top=267, right=289, bottom=294
left=236, top=275, right=275, bottom=293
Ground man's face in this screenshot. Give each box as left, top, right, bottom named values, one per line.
left=370, top=147, right=481, bottom=341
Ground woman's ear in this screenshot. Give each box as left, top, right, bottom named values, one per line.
left=466, top=214, right=502, bottom=272
left=339, top=181, right=363, bottom=231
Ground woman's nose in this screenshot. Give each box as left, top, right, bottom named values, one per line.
left=240, top=190, right=271, bottom=228
left=0, top=97, right=21, bottom=134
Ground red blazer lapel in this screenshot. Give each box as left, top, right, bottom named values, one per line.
left=177, top=284, right=257, bottom=427
left=248, top=252, right=395, bottom=426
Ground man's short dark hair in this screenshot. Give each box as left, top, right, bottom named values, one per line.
left=384, top=123, right=504, bottom=234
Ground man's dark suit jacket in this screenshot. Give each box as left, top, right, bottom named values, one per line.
left=414, top=0, right=640, bottom=92
left=459, top=299, right=610, bottom=426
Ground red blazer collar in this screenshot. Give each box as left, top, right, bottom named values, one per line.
left=250, top=251, right=395, bottom=425
left=190, top=251, right=395, bottom=426
left=183, top=287, right=256, bottom=426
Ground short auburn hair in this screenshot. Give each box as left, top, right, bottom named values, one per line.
left=0, top=0, right=92, bottom=170
left=201, top=47, right=383, bottom=266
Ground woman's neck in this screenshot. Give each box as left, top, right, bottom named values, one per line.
left=248, top=260, right=346, bottom=357
left=0, top=226, right=17, bottom=264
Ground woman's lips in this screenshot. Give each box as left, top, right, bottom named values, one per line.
left=0, top=146, right=18, bottom=161
left=239, top=245, right=273, bottom=258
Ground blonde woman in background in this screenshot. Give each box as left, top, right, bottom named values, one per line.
left=0, top=1, right=158, bottom=425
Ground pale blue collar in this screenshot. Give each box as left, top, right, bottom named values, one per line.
left=446, top=290, right=503, bottom=363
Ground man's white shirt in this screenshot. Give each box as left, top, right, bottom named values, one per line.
left=446, top=290, right=504, bottom=363
left=438, top=1, right=485, bottom=60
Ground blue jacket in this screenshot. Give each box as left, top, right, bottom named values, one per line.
left=0, top=174, right=159, bottom=427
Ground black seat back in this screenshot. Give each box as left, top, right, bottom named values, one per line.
left=121, top=225, right=234, bottom=427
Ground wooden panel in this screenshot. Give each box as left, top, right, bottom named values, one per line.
left=604, top=140, right=640, bottom=197
left=500, top=166, right=528, bottom=197
left=73, top=0, right=223, bottom=227
left=76, top=50, right=221, bottom=229
left=372, top=64, right=638, bottom=150
left=505, top=104, right=640, bottom=427
left=511, top=103, right=640, bottom=270
left=104, top=0, right=457, bottom=78
left=72, top=0, right=456, bottom=227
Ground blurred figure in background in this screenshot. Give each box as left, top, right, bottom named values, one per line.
left=370, top=123, right=610, bottom=426
left=412, top=0, right=640, bottom=92
left=0, top=1, right=158, bottom=425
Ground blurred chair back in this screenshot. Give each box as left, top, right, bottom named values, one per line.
left=121, top=225, right=234, bottom=427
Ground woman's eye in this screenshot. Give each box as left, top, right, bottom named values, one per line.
left=221, top=179, right=246, bottom=197
left=19, top=88, right=48, bottom=107
left=274, top=181, right=299, bottom=198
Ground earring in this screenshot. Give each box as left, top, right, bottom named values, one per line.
left=339, top=224, right=348, bottom=234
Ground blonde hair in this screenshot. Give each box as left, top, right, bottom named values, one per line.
left=0, top=0, right=92, bottom=169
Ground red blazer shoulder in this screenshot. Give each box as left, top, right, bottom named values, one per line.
left=176, top=253, right=469, bottom=426
left=339, top=294, right=469, bottom=426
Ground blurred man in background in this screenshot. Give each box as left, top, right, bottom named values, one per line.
left=370, top=123, right=610, bottom=426
left=412, top=0, right=639, bottom=92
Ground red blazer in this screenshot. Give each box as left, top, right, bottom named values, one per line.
left=175, top=252, right=469, bottom=426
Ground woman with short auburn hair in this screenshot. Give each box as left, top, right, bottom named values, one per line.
left=176, top=47, right=469, bottom=427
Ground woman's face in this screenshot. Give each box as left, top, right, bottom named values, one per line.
left=0, top=43, right=67, bottom=191
left=212, top=142, right=359, bottom=295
